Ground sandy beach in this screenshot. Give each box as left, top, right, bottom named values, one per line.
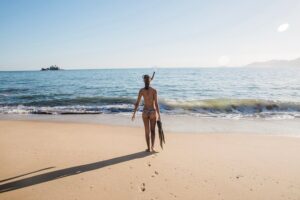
left=1, top=120, right=300, bottom=200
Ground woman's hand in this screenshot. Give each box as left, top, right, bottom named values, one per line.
left=131, top=113, right=136, bottom=121
left=157, top=113, right=161, bottom=121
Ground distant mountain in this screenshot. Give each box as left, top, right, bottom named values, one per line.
left=245, top=57, right=300, bottom=68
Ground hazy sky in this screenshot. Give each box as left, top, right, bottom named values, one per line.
left=0, top=0, right=300, bottom=70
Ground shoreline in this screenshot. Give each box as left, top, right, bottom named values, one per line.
left=1, top=113, right=300, bottom=136
left=1, top=120, right=300, bottom=199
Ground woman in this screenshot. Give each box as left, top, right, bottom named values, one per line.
left=132, top=74, right=161, bottom=152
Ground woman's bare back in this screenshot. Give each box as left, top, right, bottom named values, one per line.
left=140, top=87, right=156, bottom=110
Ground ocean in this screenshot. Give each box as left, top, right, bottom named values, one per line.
left=0, top=68, right=300, bottom=119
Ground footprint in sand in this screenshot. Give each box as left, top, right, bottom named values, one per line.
left=236, top=175, right=244, bottom=179
left=151, top=170, right=159, bottom=177
left=169, top=192, right=177, bottom=198
left=140, top=183, right=146, bottom=192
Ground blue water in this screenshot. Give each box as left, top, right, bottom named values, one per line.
left=0, top=68, right=300, bottom=119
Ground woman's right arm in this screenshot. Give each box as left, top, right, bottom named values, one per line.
left=132, top=89, right=142, bottom=121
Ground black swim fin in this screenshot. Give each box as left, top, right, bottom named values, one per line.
left=157, top=120, right=165, bottom=149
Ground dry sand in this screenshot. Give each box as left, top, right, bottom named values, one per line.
left=1, top=120, right=300, bottom=200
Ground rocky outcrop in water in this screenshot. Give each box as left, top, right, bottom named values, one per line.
left=41, top=65, right=61, bottom=71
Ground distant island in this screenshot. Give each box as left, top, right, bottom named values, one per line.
left=245, top=57, right=300, bottom=68
left=41, top=65, right=62, bottom=71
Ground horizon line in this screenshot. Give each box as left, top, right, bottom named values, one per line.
left=0, top=65, right=246, bottom=72
left=1, top=56, right=299, bottom=71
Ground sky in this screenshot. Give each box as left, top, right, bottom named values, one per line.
left=0, top=0, right=300, bottom=70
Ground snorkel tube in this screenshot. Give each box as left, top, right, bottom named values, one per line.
left=151, top=71, right=155, bottom=80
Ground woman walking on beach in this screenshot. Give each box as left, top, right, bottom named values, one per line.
left=132, top=74, right=161, bottom=152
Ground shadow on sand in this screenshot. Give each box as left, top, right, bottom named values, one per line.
left=0, top=167, right=56, bottom=183
left=0, top=151, right=153, bottom=193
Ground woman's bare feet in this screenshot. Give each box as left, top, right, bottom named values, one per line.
left=145, top=148, right=151, bottom=152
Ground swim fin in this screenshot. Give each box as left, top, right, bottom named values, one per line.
left=157, top=120, right=165, bottom=149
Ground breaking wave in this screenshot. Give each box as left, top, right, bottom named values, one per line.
left=1, top=97, right=300, bottom=119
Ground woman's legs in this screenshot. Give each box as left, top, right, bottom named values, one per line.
left=142, top=111, right=157, bottom=152
left=142, top=114, right=150, bottom=151
left=149, top=112, right=157, bottom=151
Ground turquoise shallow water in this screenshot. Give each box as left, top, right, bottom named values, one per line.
left=0, top=68, right=300, bottom=119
